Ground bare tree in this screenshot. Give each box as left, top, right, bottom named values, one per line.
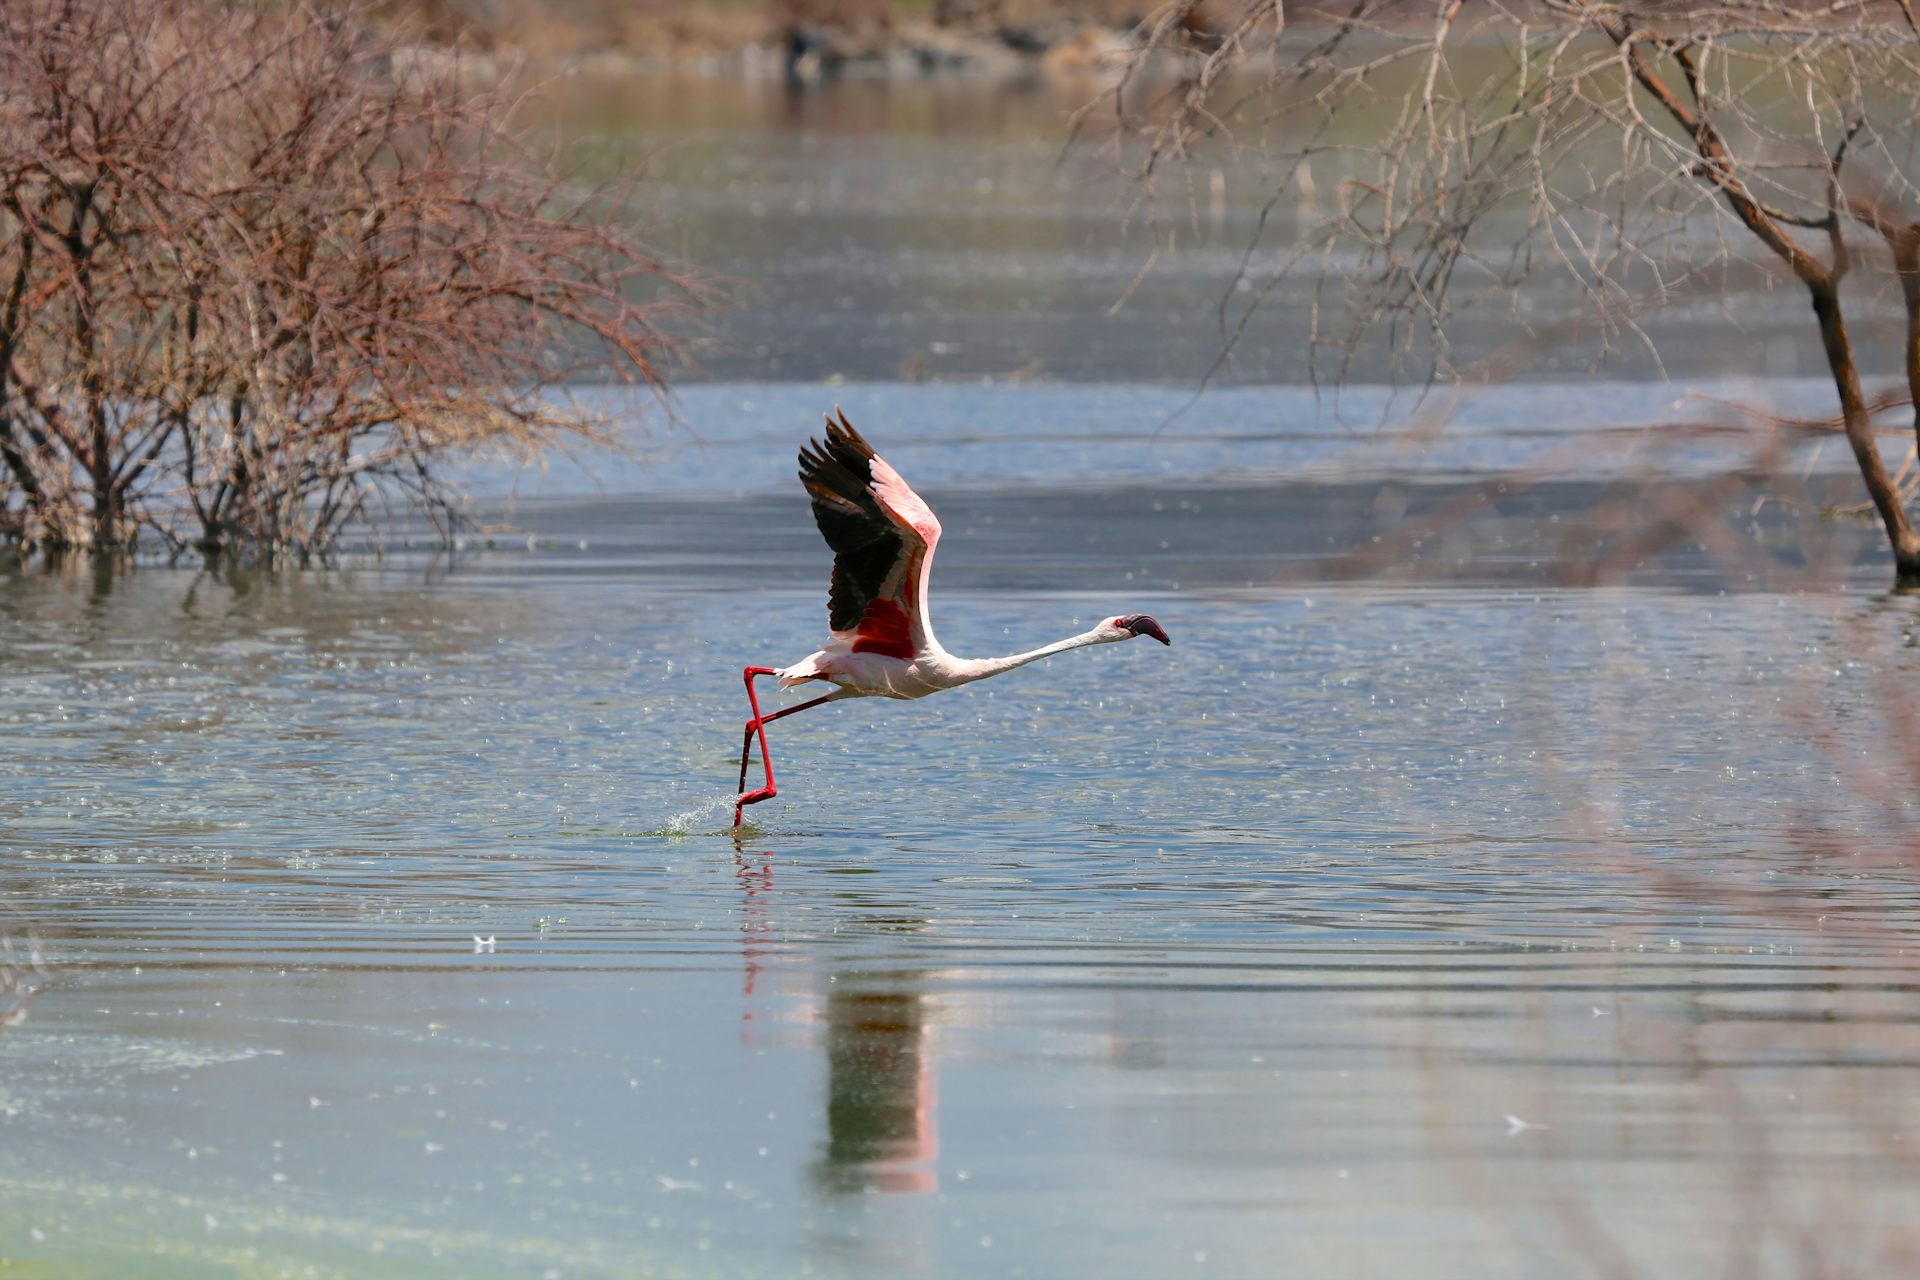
left=1091, top=1, right=1920, bottom=585
left=0, top=0, right=698, bottom=559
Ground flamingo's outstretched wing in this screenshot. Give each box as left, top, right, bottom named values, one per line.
left=798, top=410, right=943, bottom=660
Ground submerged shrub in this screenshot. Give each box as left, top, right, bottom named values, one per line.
left=0, top=0, right=695, bottom=558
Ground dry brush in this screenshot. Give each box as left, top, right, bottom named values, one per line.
left=0, top=0, right=696, bottom=559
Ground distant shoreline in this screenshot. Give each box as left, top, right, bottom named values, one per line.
left=379, top=4, right=1159, bottom=83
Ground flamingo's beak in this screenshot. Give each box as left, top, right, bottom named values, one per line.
left=1124, top=615, right=1171, bottom=646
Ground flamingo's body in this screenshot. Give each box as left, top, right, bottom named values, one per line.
left=734, top=412, right=1170, bottom=825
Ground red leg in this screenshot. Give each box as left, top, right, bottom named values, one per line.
left=735, top=667, right=841, bottom=827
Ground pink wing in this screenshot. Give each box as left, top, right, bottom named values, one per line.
left=797, top=410, right=943, bottom=660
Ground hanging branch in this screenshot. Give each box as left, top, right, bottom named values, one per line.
left=1092, top=1, right=1920, bottom=586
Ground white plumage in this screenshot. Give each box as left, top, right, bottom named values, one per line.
left=734, top=410, right=1170, bottom=824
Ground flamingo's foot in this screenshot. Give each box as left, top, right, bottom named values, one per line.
left=733, top=784, right=775, bottom=828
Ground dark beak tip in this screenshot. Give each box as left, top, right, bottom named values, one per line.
left=1120, top=614, right=1170, bottom=646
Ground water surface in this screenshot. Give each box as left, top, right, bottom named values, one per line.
left=4, top=425, right=1920, bottom=1276
left=6, top=67, right=1920, bottom=1280
left=547, top=71, right=1908, bottom=387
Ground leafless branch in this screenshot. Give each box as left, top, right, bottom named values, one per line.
left=0, top=0, right=702, bottom=558
left=1091, top=0, right=1920, bottom=584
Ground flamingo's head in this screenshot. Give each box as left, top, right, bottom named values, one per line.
left=1107, top=614, right=1171, bottom=646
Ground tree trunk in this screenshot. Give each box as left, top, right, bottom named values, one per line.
left=1809, top=278, right=1920, bottom=585
left=1600, top=25, right=1920, bottom=587
left=1894, top=226, right=1920, bottom=458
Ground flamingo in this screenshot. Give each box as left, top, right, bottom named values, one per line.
left=733, top=410, right=1171, bottom=826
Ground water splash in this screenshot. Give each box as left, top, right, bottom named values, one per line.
left=1, top=907, right=48, bottom=1034
left=661, top=793, right=741, bottom=836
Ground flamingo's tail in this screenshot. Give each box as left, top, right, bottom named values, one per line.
left=776, top=653, right=828, bottom=691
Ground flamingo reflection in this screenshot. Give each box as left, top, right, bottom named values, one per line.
left=812, top=972, right=938, bottom=1196
left=733, top=848, right=939, bottom=1197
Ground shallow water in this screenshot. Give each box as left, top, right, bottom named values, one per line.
left=6, top=412, right=1920, bottom=1275
left=8, top=65, right=1920, bottom=1280
left=544, top=71, right=1900, bottom=387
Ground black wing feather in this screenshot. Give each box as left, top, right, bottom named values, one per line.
left=799, top=413, right=906, bottom=633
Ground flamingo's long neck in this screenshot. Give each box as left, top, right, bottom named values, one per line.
left=944, top=627, right=1112, bottom=686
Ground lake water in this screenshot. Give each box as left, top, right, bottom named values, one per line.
left=548, top=71, right=1903, bottom=387
left=6, top=72, right=1920, bottom=1280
